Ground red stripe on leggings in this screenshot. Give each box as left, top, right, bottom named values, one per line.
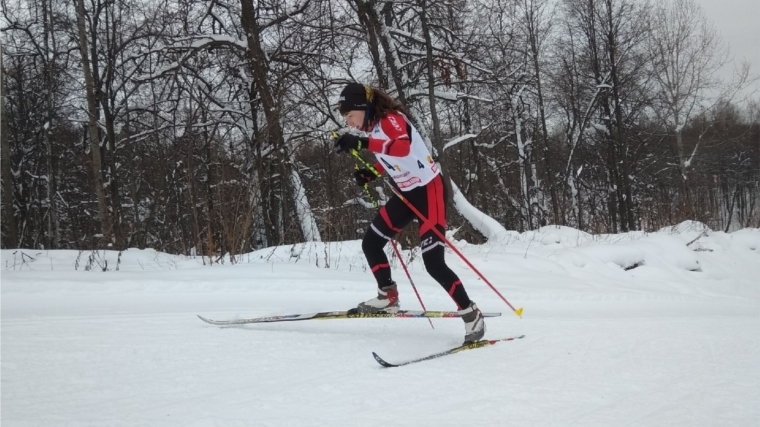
left=448, top=279, right=462, bottom=296
left=380, top=208, right=402, bottom=233
left=435, top=176, right=446, bottom=228
left=420, top=175, right=446, bottom=235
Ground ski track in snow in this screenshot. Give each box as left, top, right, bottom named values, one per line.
left=2, top=224, right=760, bottom=426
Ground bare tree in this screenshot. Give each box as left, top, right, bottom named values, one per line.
left=1, top=37, right=18, bottom=246
left=550, top=0, right=649, bottom=232
left=2, top=0, right=72, bottom=247
left=74, top=0, right=113, bottom=247
left=647, top=0, right=745, bottom=215
left=520, top=0, right=560, bottom=224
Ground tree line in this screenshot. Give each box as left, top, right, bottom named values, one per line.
left=1, top=0, right=758, bottom=258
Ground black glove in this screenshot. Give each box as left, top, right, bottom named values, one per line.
left=353, top=168, right=377, bottom=187
left=335, top=133, right=368, bottom=153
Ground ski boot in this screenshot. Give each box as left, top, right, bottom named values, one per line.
left=355, top=282, right=400, bottom=314
left=460, top=302, right=486, bottom=344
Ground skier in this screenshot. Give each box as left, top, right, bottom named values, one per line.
left=333, top=83, right=485, bottom=344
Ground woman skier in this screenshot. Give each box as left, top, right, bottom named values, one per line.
left=334, top=83, right=485, bottom=344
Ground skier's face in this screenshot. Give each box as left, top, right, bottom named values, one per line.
left=343, top=110, right=366, bottom=130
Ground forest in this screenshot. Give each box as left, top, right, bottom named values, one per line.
left=1, top=0, right=758, bottom=257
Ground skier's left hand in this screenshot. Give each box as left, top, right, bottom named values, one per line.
left=353, top=168, right=377, bottom=187
left=334, top=133, right=368, bottom=153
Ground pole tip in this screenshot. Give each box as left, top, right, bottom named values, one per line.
left=515, top=307, right=524, bottom=318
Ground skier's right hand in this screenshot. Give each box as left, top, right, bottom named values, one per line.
left=353, top=168, right=376, bottom=187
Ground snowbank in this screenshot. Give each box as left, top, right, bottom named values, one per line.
left=3, top=221, right=759, bottom=302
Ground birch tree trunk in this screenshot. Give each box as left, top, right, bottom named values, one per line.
left=289, top=164, right=322, bottom=242
left=102, top=101, right=124, bottom=247
left=41, top=0, right=60, bottom=248
left=512, top=91, right=532, bottom=229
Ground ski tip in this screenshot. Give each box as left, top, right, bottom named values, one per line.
left=514, top=307, right=524, bottom=318
left=498, top=334, right=526, bottom=343
left=372, top=352, right=398, bottom=368
left=197, top=315, right=215, bottom=324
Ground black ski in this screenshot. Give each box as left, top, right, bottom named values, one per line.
left=372, top=335, right=525, bottom=368
left=198, top=309, right=502, bottom=326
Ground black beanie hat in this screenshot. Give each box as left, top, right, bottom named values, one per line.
left=338, top=83, right=374, bottom=114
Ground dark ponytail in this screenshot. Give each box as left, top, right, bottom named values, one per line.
left=370, top=88, right=411, bottom=118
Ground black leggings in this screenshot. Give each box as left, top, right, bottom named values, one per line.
left=362, top=175, right=472, bottom=310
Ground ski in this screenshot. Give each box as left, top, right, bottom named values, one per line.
left=198, top=309, right=502, bottom=326
left=372, top=335, right=525, bottom=368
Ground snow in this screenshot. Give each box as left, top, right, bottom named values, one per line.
left=188, top=35, right=247, bottom=50
left=136, top=61, right=180, bottom=81
left=2, top=222, right=760, bottom=426
left=407, top=88, right=460, bottom=101
left=442, top=133, right=477, bottom=152
left=587, top=122, right=610, bottom=135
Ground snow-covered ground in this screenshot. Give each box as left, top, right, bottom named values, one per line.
left=2, top=221, right=759, bottom=426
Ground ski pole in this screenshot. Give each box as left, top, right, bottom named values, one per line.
left=355, top=165, right=434, bottom=329
left=350, top=149, right=524, bottom=318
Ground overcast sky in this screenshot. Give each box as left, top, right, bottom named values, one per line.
left=694, top=0, right=760, bottom=101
